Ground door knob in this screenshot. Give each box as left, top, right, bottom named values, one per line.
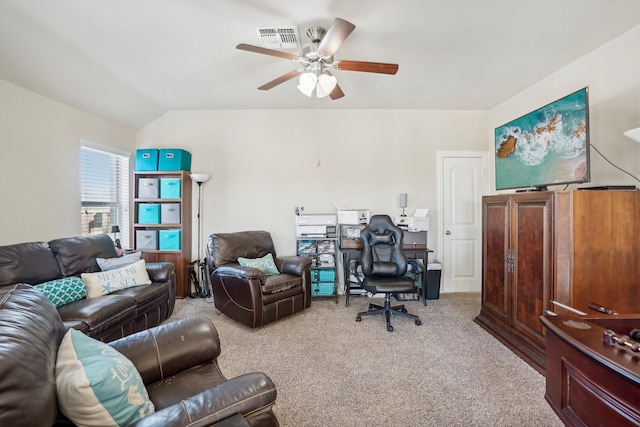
left=445, top=230, right=451, bottom=235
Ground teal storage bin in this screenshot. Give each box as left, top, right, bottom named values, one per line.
left=138, top=204, right=160, bottom=224
left=311, top=282, right=335, bottom=296
left=160, top=178, right=182, bottom=199
left=158, top=149, right=191, bottom=171
left=159, top=230, right=181, bottom=250
left=136, top=149, right=159, bottom=171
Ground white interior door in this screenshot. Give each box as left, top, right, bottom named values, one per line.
left=436, top=151, right=489, bottom=293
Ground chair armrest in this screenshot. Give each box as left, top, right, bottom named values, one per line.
left=129, top=372, right=277, bottom=427
left=110, top=316, right=221, bottom=385
left=145, top=261, right=175, bottom=283
left=276, top=256, right=311, bottom=276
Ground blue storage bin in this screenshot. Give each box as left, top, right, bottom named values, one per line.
left=136, top=149, right=159, bottom=171
left=138, top=204, right=160, bottom=224
left=159, top=230, right=181, bottom=250
left=160, top=178, right=181, bottom=199
left=158, top=149, right=191, bottom=171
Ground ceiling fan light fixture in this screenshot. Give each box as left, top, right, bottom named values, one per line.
left=297, top=72, right=317, bottom=97
left=316, top=73, right=338, bottom=98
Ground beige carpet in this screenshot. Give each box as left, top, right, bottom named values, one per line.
left=169, top=293, right=562, bottom=427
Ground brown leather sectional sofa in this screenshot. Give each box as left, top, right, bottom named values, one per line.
left=0, top=233, right=176, bottom=341
left=0, top=283, right=279, bottom=426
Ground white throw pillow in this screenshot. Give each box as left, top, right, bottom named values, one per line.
left=82, top=259, right=151, bottom=298
left=56, top=328, right=155, bottom=426
left=97, top=252, right=142, bottom=271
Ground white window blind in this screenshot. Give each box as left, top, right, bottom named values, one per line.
left=80, top=143, right=130, bottom=249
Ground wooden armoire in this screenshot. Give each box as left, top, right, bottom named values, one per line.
left=474, top=190, right=640, bottom=373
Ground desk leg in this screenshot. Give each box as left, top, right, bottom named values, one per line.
left=342, top=252, right=350, bottom=307
left=421, top=252, right=428, bottom=306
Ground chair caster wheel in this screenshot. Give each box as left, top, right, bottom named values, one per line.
left=401, top=308, right=408, bottom=313
left=356, top=316, right=361, bottom=322
left=415, top=319, right=422, bottom=326
left=387, top=325, right=394, bottom=332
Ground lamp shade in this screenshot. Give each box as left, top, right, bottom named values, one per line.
left=399, top=193, right=408, bottom=208
left=189, top=173, right=210, bottom=183
left=297, top=72, right=317, bottom=97
left=110, top=225, right=120, bottom=233
left=316, top=74, right=337, bottom=98
left=623, top=127, right=640, bottom=143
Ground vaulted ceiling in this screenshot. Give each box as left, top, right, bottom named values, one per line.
left=1, top=0, right=639, bottom=129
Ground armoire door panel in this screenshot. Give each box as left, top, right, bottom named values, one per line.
left=482, top=198, right=509, bottom=321
left=511, top=196, right=551, bottom=344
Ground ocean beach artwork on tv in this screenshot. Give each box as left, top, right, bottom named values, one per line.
left=495, top=87, right=590, bottom=190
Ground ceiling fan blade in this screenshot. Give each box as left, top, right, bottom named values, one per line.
left=236, top=43, right=302, bottom=62
left=317, top=18, right=356, bottom=57
left=257, top=70, right=302, bottom=90
left=333, top=60, right=399, bottom=75
left=329, top=84, right=345, bottom=100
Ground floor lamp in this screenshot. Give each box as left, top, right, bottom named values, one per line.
left=190, top=173, right=210, bottom=298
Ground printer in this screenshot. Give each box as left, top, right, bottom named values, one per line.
left=295, top=214, right=337, bottom=237
left=395, top=208, right=429, bottom=232
left=337, top=209, right=370, bottom=225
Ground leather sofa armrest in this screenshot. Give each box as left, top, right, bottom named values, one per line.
left=215, top=265, right=266, bottom=281
left=110, top=316, right=221, bottom=385
left=276, top=256, right=311, bottom=276
left=145, top=261, right=175, bottom=283
left=129, top=372, right=277, bottom=427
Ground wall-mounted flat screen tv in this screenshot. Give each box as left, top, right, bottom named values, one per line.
left=494, top=87, right=590, bottom=191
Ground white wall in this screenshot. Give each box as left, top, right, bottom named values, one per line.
left=488, top=26, right=640, bottom=190
left=0, top=79, right=136, bottom=245
left=137, top=109, right=488, bottom=258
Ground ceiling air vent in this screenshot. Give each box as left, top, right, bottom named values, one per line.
left=255, top=26, right=300, bottom=49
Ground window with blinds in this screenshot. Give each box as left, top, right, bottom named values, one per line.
left=80, top=144, right=130, bottom=249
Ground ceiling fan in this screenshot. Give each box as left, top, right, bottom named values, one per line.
left=236, top=18, right=399, bottom=100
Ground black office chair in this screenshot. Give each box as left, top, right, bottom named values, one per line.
left=351, top=214, right=422, bottom=332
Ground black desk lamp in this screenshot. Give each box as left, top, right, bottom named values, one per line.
left=110, top=225, right=121, bottom=249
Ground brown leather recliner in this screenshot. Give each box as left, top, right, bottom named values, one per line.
left=0, top=283, right=279, bottom=427
left=207, top=231, right=312, bottom=328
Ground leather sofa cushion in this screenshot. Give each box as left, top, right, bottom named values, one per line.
left=0, top=284, right=66, bottom=426
left=57, top=294, right=136, bottom=332
left=0, top=241, right=62, bottom=286
left=262, top=284, right=304, bottom=305
left=113, top=282, right=171, bottom=307
left=48, top=234, right=118, bottom=277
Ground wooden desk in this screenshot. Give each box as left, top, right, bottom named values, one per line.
left=541, top=314, right=640, bottom=427
left=340, top=245, right=433, bottom=307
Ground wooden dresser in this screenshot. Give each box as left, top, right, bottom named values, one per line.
left=474, top=190, right=640, bottom=373
left=541, top=314, right=640, bottom=426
